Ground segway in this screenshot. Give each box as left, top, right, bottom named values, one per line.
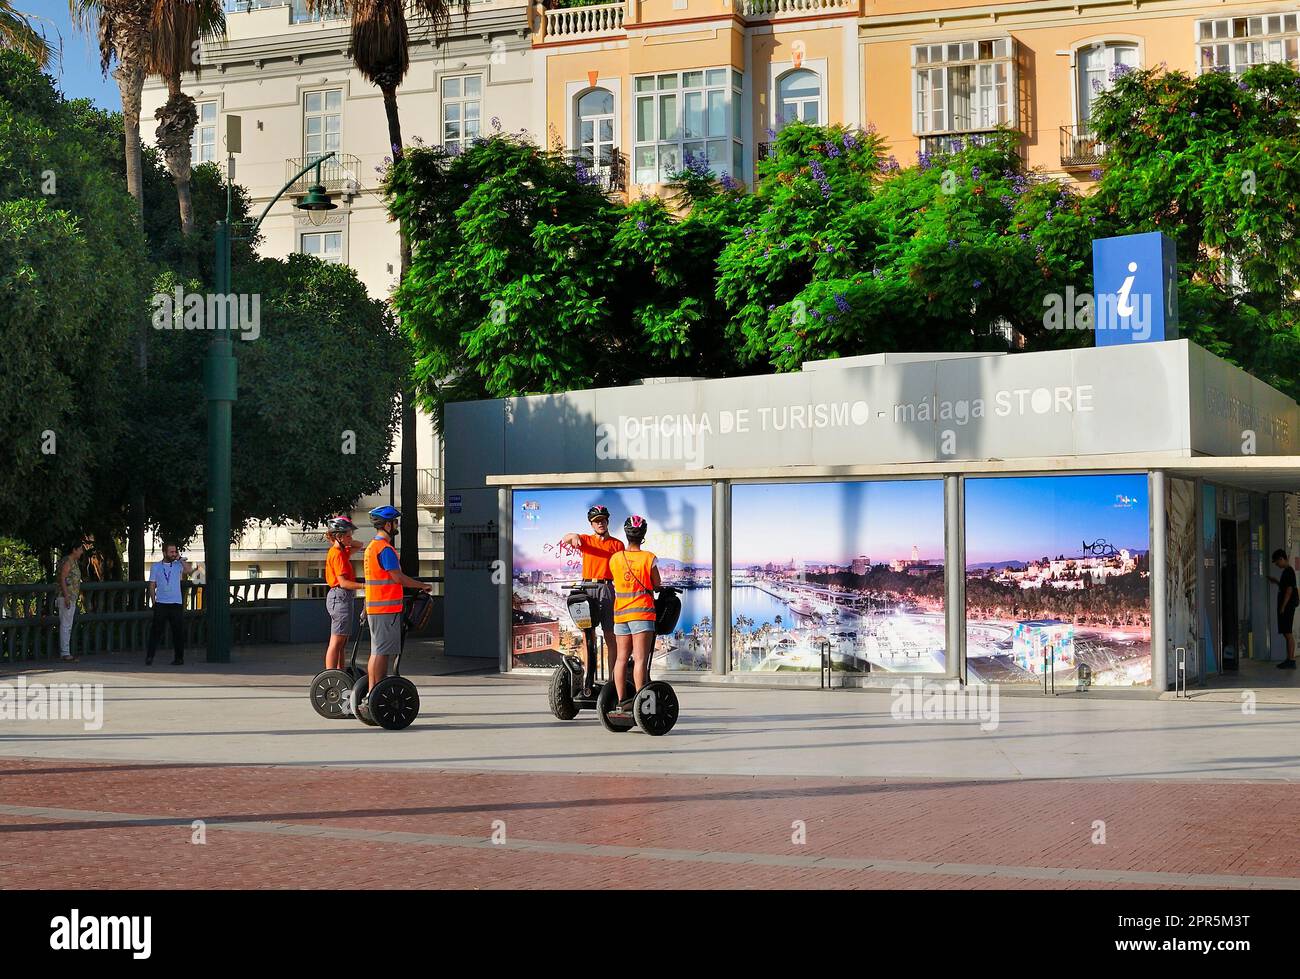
left=595, top=586, right=682, bottom=736
left=548, top=588, right=607, bottom=720
left=308, top=604, right=368, bottom=719
left=348, top=590, right=433, bottom=730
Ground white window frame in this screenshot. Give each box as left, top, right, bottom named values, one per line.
left=910, top=37, right=1016, bottom=137
left=299, top=230, right=345, bottom=265
left=303, top=88, right=342, bottom=159
left=770, top=60, right=828, bottom=133
left=191, top=100, right=219, bottom=165
left=1196, top=13, right=1300, bottom=73
left=440, top=74, right=483, bottom=154
left=1071, top=38, right=1141, bottom=129
left=632, top=67, right=744, bottom=185
left=574, top=86, right=617, bottom=167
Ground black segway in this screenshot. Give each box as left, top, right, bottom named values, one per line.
left=308, top=604, right=368, bottom=719
left=348, top=590, right=433, bottom=730
left=595, top=586, right=681, bottom=736
left=548, top=587, right=607, bottom=720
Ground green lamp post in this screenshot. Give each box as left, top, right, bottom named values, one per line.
left=204, top=146, right=337, bottom=663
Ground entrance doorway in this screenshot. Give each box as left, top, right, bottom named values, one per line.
left=1218, top=519, right=1240, bottom=671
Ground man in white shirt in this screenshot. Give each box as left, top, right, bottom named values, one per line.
left=146, top=544, right=197, bottom=666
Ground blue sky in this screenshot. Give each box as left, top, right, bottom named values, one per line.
left=21, top=0, right=121, bottom=109
left=965, top=474, right=1150, bottom=564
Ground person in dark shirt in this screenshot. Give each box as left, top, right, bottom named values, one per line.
left=1268, top=550, right=1298, bottom=670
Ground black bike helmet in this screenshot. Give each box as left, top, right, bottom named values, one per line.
left=587, top=504, right=610, bottom=522
left=326, top=515, right=356, bottom=534
left=624, top=514, right=648, bottom=543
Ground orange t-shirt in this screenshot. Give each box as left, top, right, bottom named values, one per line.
left=325, top=544, right=357, bottom=587
left=578, top=534, right=624, bottom=580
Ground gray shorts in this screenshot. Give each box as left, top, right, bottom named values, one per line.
left=369, top=610, right=402, bottom=657
left=326, top=587, right=353, bottom=637
left=581, top=581, right=615, bottom=633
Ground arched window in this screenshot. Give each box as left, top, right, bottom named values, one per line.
left=1077, top=42, right=1138, bottom=127
left=777, top=69, right=820, bottom=128
left=576, top=88, right=615, bottom=166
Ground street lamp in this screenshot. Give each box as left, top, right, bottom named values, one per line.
left=204, top=130, right=337, bottom=663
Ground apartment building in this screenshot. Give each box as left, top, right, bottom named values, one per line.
left=140, top=0, right=539, bottom=579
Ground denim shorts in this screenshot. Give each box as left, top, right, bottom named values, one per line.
left=614, top=619, right=656, bottom=637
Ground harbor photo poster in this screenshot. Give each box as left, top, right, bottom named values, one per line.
left=964, top=473, right=1152, bottom=686
left=510, top=485, right=713, bottom=670
left=729, top=480, right=946, bottom=674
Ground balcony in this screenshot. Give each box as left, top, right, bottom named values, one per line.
left=917, top=129, right=1024, bottom=162
left=1060, top=124, right=1106, bottom=169
left=740, top=0, right=856, bottom=18
left=284, top=153, right=362, bottom=196
left=567, top=149, right=628, bottom=193
left=543, top=2, right=625, bottom=40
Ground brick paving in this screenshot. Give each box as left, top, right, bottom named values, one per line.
left=1, top=757, right=1297, bottom=888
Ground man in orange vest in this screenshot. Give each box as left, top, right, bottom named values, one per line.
left=364, top=506, right=433, bottom=689
left=561, top=504, right=624, bottom=696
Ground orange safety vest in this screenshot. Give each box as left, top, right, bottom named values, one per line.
left=611, top=550, right=657, bottom=623
left=364, top=536, right=404, bottom=616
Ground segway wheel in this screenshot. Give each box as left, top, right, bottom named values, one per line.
left=369, top=676, right=420, bottom=730
left=548, top=665, right=580, bottom=721
left=350, top=675, right=377, bottom=727
left=633, top=681, right=679, bottom=737
left=310, top=669, right=355, bottom=720
left=596, top=679, right=635, bottom=733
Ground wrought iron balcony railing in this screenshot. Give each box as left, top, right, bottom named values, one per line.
left=1060, top=124, right=1106, bottom=169
left=567, top=149, right=628, bottom=193
left=284, top=153, right=362, bottom=196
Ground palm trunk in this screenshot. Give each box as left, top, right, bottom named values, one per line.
left=156, top=77, right=198, bottom=236
left=115, top=57, right=148, bottom=579
left=383, top=83, right=421, bottom=579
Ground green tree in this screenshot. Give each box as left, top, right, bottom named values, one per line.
left=1090, top=62, right=1300, bottom=395
left=0, top=50, right=151, bottom=560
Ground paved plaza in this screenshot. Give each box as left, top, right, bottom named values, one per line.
left=1, top=644, right=1298, bottom=888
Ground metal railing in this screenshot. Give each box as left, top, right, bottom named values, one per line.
left=544, top=2, right=625, bottom=39
left=1060, top=124, right=1106, bottom=169
left=918, top=129, right=1024, bottom=161
left=284, top=153, right=361, bottom=195
left=0, top=575, right=444, bottom=662
left=567, top=149, right=628, bottom=193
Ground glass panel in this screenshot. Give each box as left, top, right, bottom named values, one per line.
left=706, top=68, right=727, bottom=86
left=1199, top=21, right=1213, bottom=41
left=657, top=143, right=680, bottom=179
left=634, top=146, right=656, bottom=183
left=325, top=116, right=340, bottom=133
left=443, top=77, right=461, bottom=98
left=465, top=101, right=480, bottom=122
left=916, top=46, right=928, bottom=65
left=636, top=97, right=654, bottom=142
left=324, top=132, right=340, bottom=151
left=306, top=91, right=322, bottom=113
left=634, top=76, right=655, bottom=92
left=659, top=93, right=679, bottom=140
left=803, top=101, right=818, bottom=124
left=658, top=73, right=678, bottom=90
left=302, top=235, right=320, bottom=254
left=326, top=233, right=341, bottom=251
left=444, top=121, right=460, bottom=142
left=707, top=139, right=726, bottom=170
left=684, top=91, right=705, bottom=137
left=465, top=76, right=481, bottom=97
left=201, top=102, right=217, bottom=122
left=580, top=120, right=594, bottom=144
left=444, top=103, right=460, bottom=122
left=683, top=70, right=704, bottom=89
left=326, top=90, right=341, bottom=110
left=599, top=118, right=613, bottom=142
left=683, top=140, right=705, bottom=168
left=579, top=89, right=615, bottom=116
left=1288, top=15, right=1297, bottom=32
left=306, top=117, right=321, bottom=135
left=779, top=69, right=819, bottom=99
left=733, top=141, right=743, bottom=178
left=465, top=116, right=479, bottom=138
left=733, top=69, right=743, bottom=90
left=732, top=91, right=741, bottom=133
left=708, top=90, right=726, bottom=136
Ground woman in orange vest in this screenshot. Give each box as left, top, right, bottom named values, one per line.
left=609, top=514, right=662, bottom=710
left=323, top=516, right=364, bottom=670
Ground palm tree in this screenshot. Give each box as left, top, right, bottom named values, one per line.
left=310, top=0, right=469, bottom=577
left=0, top=0, right=52, bottom=65
left=147, top=0, right=225, bottom=236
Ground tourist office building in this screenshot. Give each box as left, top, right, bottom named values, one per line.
left=444, top=339, right=1300, bottom=691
